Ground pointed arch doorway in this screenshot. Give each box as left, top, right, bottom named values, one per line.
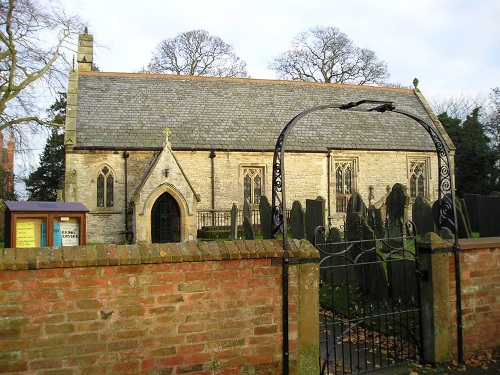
left=151, top=192, right=181, bottom=243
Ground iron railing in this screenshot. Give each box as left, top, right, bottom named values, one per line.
left=317, top=222, right=422, bottom=374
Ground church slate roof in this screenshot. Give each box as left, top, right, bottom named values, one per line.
left=75, top=72, right=444, bottom=152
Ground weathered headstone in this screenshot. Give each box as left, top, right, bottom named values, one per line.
left=319, top=226, right=349, bottom=285
left=346, top=191, right=368, bottom=219
left=386, top=183, right=410, bottom=246
left=243, top=198, right=251, bottom=225
left=290, top=200, right=306, bottom=239
left=258, top=195, right=273, bottom=239
left=412, top=195, right=435, bottom=236
left=432, top=195, right=471, bottom=238
left=230, top=203, right=238, bottom=239
left=387, top=255, right=418, bottom=301
left=243, top=215, right=254, bottom=240
left=367, top=208, right=384, bottom=239
left=345, top=212, right=388, bottom=299
left=306, top=197, right=325, bottom=245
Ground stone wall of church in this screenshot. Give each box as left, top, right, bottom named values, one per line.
left=66, top=148, right=439, bottom=243
left=174, top=149, right=439, bottom=228
left=65, top=150, right=156, bottom=244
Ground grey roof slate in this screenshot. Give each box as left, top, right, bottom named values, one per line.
left=75, top=72, right=442, bottom=152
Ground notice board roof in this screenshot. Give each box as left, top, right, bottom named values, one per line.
left=4, top=201, right=89, bottom=212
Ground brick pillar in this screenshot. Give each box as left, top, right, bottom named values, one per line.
left=418, top=232, right=453, bottom=363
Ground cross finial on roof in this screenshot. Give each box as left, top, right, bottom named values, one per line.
left=163, top=127, right=172, bottom=148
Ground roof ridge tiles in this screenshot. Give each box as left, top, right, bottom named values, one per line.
left=77, top=70, right=414, bottom=93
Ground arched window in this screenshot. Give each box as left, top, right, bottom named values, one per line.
left=97, top=166, right=114, bottom=208
left=335, top=160, right=356, bottom=212
left=243, top=166, right=264, bottom=204
left=409, top=160, right=428, bottom=199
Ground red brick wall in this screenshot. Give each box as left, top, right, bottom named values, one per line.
left=449, top=238, right=500, bottom=359
left=0, top=240, right=316, bottom=374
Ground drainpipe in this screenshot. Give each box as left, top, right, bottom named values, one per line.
left=123, top=151, right=130, bottom=244
left=327, top=150, right=331, bottom=227
left=210, top=150, right=216, bottom=226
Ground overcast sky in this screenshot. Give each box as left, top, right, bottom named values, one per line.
left=67, top=0, right=500, bottom=100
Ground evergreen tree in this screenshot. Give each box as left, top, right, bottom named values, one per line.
left=24, top=94, right=66, bottom=201
left=439, top=109, right=497, bottom=196
left=0, top=166, right=16, bottom=200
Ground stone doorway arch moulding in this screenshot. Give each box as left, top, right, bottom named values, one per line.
left=136, top=183, right=191, bottom=243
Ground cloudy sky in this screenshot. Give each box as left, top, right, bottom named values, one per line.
left=67, top=0, right=500, bottom=100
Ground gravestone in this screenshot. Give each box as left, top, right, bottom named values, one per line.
left=243, top=198, right=251, bottom=225
left=478, top=194, right=500, bottom=236
left=243, top=215, right=254, bottom=240
left=432, top=195, right=471, bottom=238
left=346, top=191, right=368, bottom=219
left=290, top=200, right=306, bottom=239
left=306, top=197, right=325, bottom=245
left=259, top=195, right=273, bottom=239
left=367, top=208, right=384, bottom=239
left=345, top=212, right=388, bottom=299
left=386, top=183, right=410, bottom=246
left=387, top=254, right=418, bottom=301
left=230, top=203, right=238, bottom=239
left=319, top=226, right=351, bottom=286
left=412, top=195, right=435, bottom=236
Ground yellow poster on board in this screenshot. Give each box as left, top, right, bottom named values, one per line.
left=16, top=221, right=36, bottom=248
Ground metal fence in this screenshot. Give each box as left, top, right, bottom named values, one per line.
left=197, top=209, right=262, bottom=229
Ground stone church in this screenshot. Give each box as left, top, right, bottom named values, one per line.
left=64, top=32, right=454, bottom=244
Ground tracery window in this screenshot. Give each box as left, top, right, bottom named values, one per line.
left=409, top=160, right=428, bottom=199
left=243, top=166, right=264, bottom=205
left=335, top=160, right=356, bottom=212
left=97, top=166, right=114, bottom=208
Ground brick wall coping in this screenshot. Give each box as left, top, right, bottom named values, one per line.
left=0, top=239, right=319, bottom=271
left=458, top=236, right=500, bottom=250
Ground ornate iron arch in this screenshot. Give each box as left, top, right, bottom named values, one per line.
left=271, top=100, right=462, bottom=374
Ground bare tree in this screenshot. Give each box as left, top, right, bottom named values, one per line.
left=146, top=30, right=248, bottom=78
left=430, top=93, right=487, bottom=122
left=0, top=0, right=84, bottom=133
left=268, top=26, right=389, bottom=85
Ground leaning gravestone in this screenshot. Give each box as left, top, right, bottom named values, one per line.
left=243, top=214, right=255, bottom=240
left=290, top=200, right=306, bottom=239
left=412, top=195, right=435, bottom=236
left=306, top=197, right=325, bottom=245
left=259, top=195, right=273, bottom=239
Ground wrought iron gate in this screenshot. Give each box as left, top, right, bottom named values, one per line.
left=316, top=222, right=422, bottom=374
left=271, top=100, right=461, bottom=374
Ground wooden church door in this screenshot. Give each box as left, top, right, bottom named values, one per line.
left=151, top=193, right=180, bottom=243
